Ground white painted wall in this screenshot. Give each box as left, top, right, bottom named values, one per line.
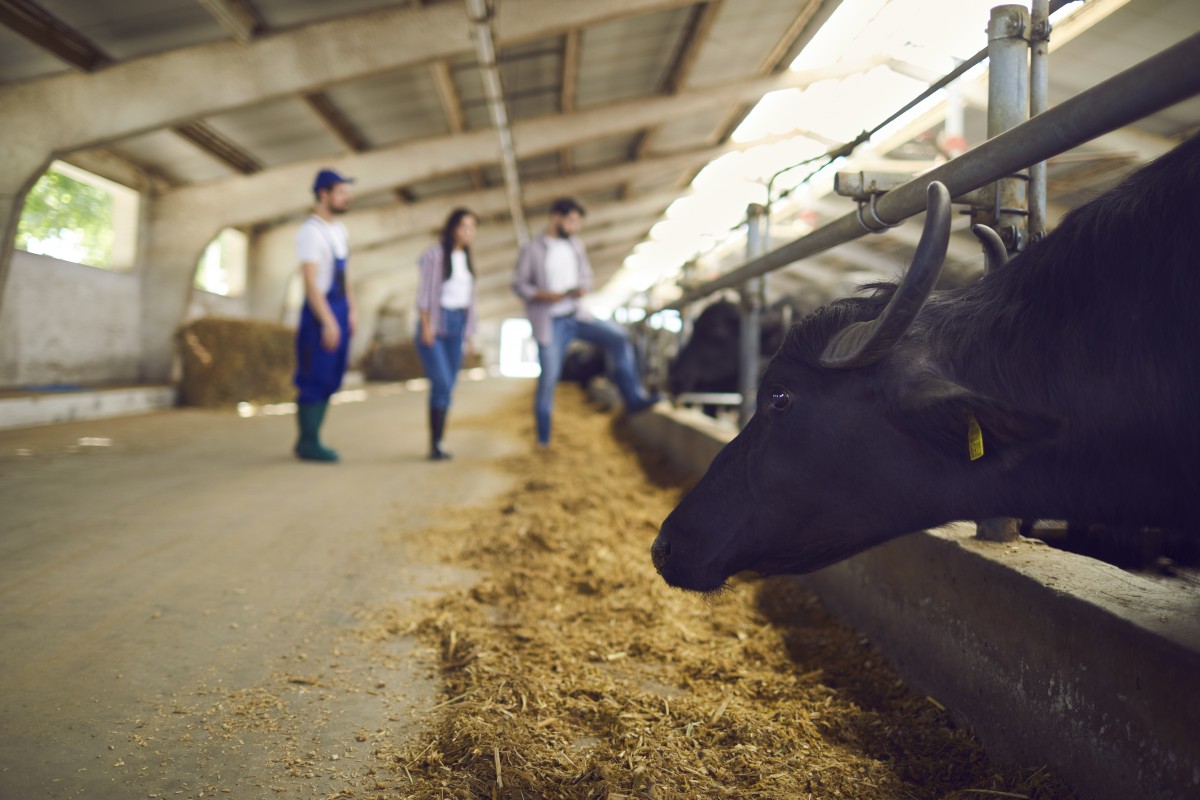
left=0, top=251, right=142, bottom=388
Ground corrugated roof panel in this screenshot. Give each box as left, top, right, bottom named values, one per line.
left=447, top=57, right=491, bottom=132
left=105, top=129, right=237, bottom=185
left=686, top=0, right=813, bottom=89
left=326, top=67, right=451, bottom=146
left=499, top=38, right=562, bottom=122
left=572, top=134, right=641, bottom=172
left=624, top=170, right=688, bottom=199
left=575, top=6, right=691, bottom=108
left=204, top=97, right=344, bottom=168
left=39, top=0, right=229, bottom=61
left=405, top=172, right=478, bottom=201
left=648, top=111, right=730, bottom=153
left=253, top=0, right=411, bottom=29
left=517, top=152, right=562, bottom=181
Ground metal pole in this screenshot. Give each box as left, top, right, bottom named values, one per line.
left=738, top=204, right=766, bottom=427
left=466, top=0, right=529, bottom=246
left=1029, top=0, right=1051, bottom=238
left=974, top=5, right=1030, bottom=255
left=976, top=5, right=1030, bottom=543
left=662, top=32, right=1200, bottom=311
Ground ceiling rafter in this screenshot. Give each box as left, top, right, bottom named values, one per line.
left=172, top=121, right=262, bottom=175
left=558, top=28, right=581, bottom=175
left=0, top=0, right=110, bottom=72
left=430, top=59, right=486, bottom=190
left=196, top=0, right=264, bottom=44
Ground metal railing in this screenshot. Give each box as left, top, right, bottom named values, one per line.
left=663, top=31, right=1200, bottom=312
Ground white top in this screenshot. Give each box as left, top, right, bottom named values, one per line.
left=296, top=215, right=349, bottom=294
left=543, top=237, right=580, bottom=317
left=440, top=249, right=473, bottom=309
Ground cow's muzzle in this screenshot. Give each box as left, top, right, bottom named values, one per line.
left=650, top=530, right=671, bottom=574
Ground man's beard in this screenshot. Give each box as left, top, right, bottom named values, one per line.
left=331, top=203, right=348, bottom=215
left=555, top=224, right=570, bottom=239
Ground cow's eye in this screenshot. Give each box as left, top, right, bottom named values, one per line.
left=769, top=388, right=792, bottom=412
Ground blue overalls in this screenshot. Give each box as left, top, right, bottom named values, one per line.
left=293, top=234, right=350, bottom=404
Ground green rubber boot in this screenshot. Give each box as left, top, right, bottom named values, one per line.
left=294, top=402, right=339, bottom=462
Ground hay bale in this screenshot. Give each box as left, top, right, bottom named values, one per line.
left=176, top=317, right=295, bottom=407
left=364, top=340, right=484, bottom=382
left=363, top=341, right=425, bottom=382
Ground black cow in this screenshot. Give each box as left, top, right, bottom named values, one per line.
left=667, top=299, right=796, bottom=398
left=560, top=341, right=609, bottom=389
left=652, top=135, right=1200, bottom=592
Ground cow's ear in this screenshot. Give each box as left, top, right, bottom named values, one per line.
left=897, top=376, right=1064, bottom=462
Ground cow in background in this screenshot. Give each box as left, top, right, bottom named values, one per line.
left=653, top=134, right=1200, bottom=592
left=667, top=298, right=799, bottom=403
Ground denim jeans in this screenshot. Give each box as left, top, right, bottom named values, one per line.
left=415, top=308, right=467, bottom=411
left=534, top=316, right=649, bottom=444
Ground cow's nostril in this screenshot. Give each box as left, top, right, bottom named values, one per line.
left=650, top=534, right=671, bottom=572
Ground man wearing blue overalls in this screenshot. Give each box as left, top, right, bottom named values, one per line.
left=293, top=168, right=355, bottom=462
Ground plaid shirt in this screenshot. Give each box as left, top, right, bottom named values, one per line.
left=416, top=243, right=477, bottom=337
left=512, top=234, right=594, bottom=345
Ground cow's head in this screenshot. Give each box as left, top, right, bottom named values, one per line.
left=651, top=183, right=1062, bottom=592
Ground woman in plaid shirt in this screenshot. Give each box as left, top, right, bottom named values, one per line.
left=416, top=208, right=479, bottom=460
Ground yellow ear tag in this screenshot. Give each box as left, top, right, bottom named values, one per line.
left=967, top=415, right=984, bottom=461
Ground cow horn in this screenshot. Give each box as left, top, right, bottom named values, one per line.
left=971, top=223, right=1008, bottom=274
left=820, top=181, right=952, bottom=369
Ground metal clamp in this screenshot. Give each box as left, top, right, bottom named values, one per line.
left=856, top=193, right=900, bottom=234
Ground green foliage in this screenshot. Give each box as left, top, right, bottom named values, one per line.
left=16, top=169, right=115, bottom=268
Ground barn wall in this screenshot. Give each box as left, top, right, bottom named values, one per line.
left=186, top=289, right=249, bottom=321
left=0, top=251, right=141, bottom=388
left=623, top=405, right=1200, bottom=800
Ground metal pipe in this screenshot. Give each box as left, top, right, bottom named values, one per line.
left=665, top=31, right=1200, bottom=310
left=739, top=204, right=766, bottom=427
left=466, top=0, right=529, bottom=245
left=1029, top=0, right=1052, bottom=238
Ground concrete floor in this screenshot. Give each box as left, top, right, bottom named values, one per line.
left=0, top=376, right=532, bottom=798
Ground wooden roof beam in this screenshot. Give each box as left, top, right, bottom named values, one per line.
left=0, top=0, right=110, bottom=71
left=172, top=121, right=262, bottom=175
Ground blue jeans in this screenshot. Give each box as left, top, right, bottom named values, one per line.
left=535, top=316, right=649, bottom=444
left=415, top=308, right=467, bottom=410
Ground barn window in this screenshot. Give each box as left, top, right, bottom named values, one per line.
left=194, top=228, right=248, bottom=297
left=15, top=160, right=140, bottom=270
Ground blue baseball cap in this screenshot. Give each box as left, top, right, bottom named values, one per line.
left=313, top=168, right=354, bottom=194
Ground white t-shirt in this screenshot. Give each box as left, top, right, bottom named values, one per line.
left=296, top=215, right=349, bottom=294
left=440, top=250, right=473, bottom=309
left=543, top=237, right=580, bottom=317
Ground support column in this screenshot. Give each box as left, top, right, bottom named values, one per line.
left=0, top=154, right=53, bottom=321
left=139, top=193, right=226, bottom=383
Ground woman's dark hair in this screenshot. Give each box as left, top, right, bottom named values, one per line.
left=440, top=208, right=476, bottom=281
